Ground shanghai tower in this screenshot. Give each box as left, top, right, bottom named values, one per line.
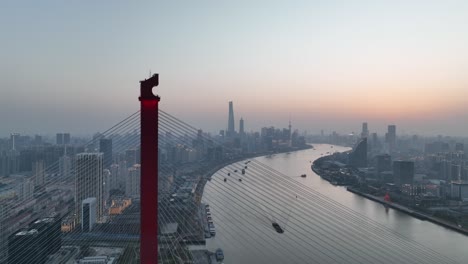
left=228, top=101, right=235, bottom=137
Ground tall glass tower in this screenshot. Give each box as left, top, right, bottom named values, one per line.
left=228, top=101, right=235, bottom=137
left=239, top=117, right=244, bottom=135
left=75, top=153, right=104, bottom=222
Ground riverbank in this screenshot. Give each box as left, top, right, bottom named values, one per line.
left=347, top=187, right=468, bottom=236
left=311, top=151, right=468, bottom=237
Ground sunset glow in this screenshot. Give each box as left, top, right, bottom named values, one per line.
left=1, top=1, right=468, bottom=136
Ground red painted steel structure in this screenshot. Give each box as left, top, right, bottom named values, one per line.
left=139, top=74, right=160, bottom=263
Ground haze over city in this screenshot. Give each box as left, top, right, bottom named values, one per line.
left=5, top=2, right=468, bottom=264
left=2, top=1, right=468, bottom=137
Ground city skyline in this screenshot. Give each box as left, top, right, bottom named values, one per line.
left=1, top=102, right=467, bottom=139
left=1, top=114, right=468, bottom=139
left=2, top=1, right=468, bottom=136
left=3, top=2, right=468, bottom=263
left=3, top=91, right=468, bottom=263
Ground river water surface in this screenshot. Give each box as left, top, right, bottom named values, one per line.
left=202, top=144, right=468, bottom=263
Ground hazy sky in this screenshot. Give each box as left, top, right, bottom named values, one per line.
left=1, top=1, right=468, bottom=137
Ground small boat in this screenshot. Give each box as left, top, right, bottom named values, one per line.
left=238, top=178, right=242, bottom=182
left=234, top=170, right=238, bottom=173
left=300, top=174, right=306, bottom=178
left=224, top=178, right=227, bottom=182
left=242, top=169, right=245, bottom=174
left=216, top=248, right=224, bottom=261
left=272, top=222, right=284, bottom=233
left=228, top=173, right=230, bottom=176
left=245, top=166, right=247, bottom=169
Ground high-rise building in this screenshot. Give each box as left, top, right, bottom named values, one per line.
left=10, top=133, right=20, bottom=151
left=109, top=164, right=120, bottom=191
left=15, top=178, right=35, bottom=201
left=451, top=164, right=462, bottom=181
left=227, top=101, right=235, bottom=137
left=348, top=138, right=367, bottom=168
left=0, top=152, right=18, bottom=177
left=439, top=160, right=451, bottom=181
left=193, top=130, right=206, bottom=160
left=361, top=122, right=369, bottom=138
left=103, top=169, right=111, bottom=204
left=376, top=154, right=392, bottom=173
left=239, top=118, right=244, bottom=135
left=75, top=153, right=104, bottom=222
left=136, top=146, right=141, bottom=164
left=99, top=138, right=113, bottom=168
left=393, top=160, right=414, bottom=186
left=386, top=125, right=396, bottom=152
left=371, top=133, right=378, bottom=148
left=59, top=155, right=71, bottom=179
left=88, top=133, right=103, bottom=152
left=126, top=164, right=141, bottom=197
left=376, top=154, right=392, bottom=182
left=33, top=160, right=45, bottom=187
left=63, top=133, right=71, bottom=145
left=125, top=149, right=137, bottom=168
left=117, top=160, right=127, bottom=190
left=56, top=133, right=63, bottom=145
left=82, top=197, right=97, bottom=232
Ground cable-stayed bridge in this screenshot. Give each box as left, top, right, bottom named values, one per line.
left=1, top=74, right=462, bottom=264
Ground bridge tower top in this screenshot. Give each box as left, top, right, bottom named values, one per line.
left=139, top=74, right=160, bottom=101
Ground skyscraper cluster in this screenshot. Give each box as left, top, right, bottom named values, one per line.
left=361, top=122, right=369, bottom=139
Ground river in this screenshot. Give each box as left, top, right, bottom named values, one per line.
left=202, top=144, right=468, bottom=263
